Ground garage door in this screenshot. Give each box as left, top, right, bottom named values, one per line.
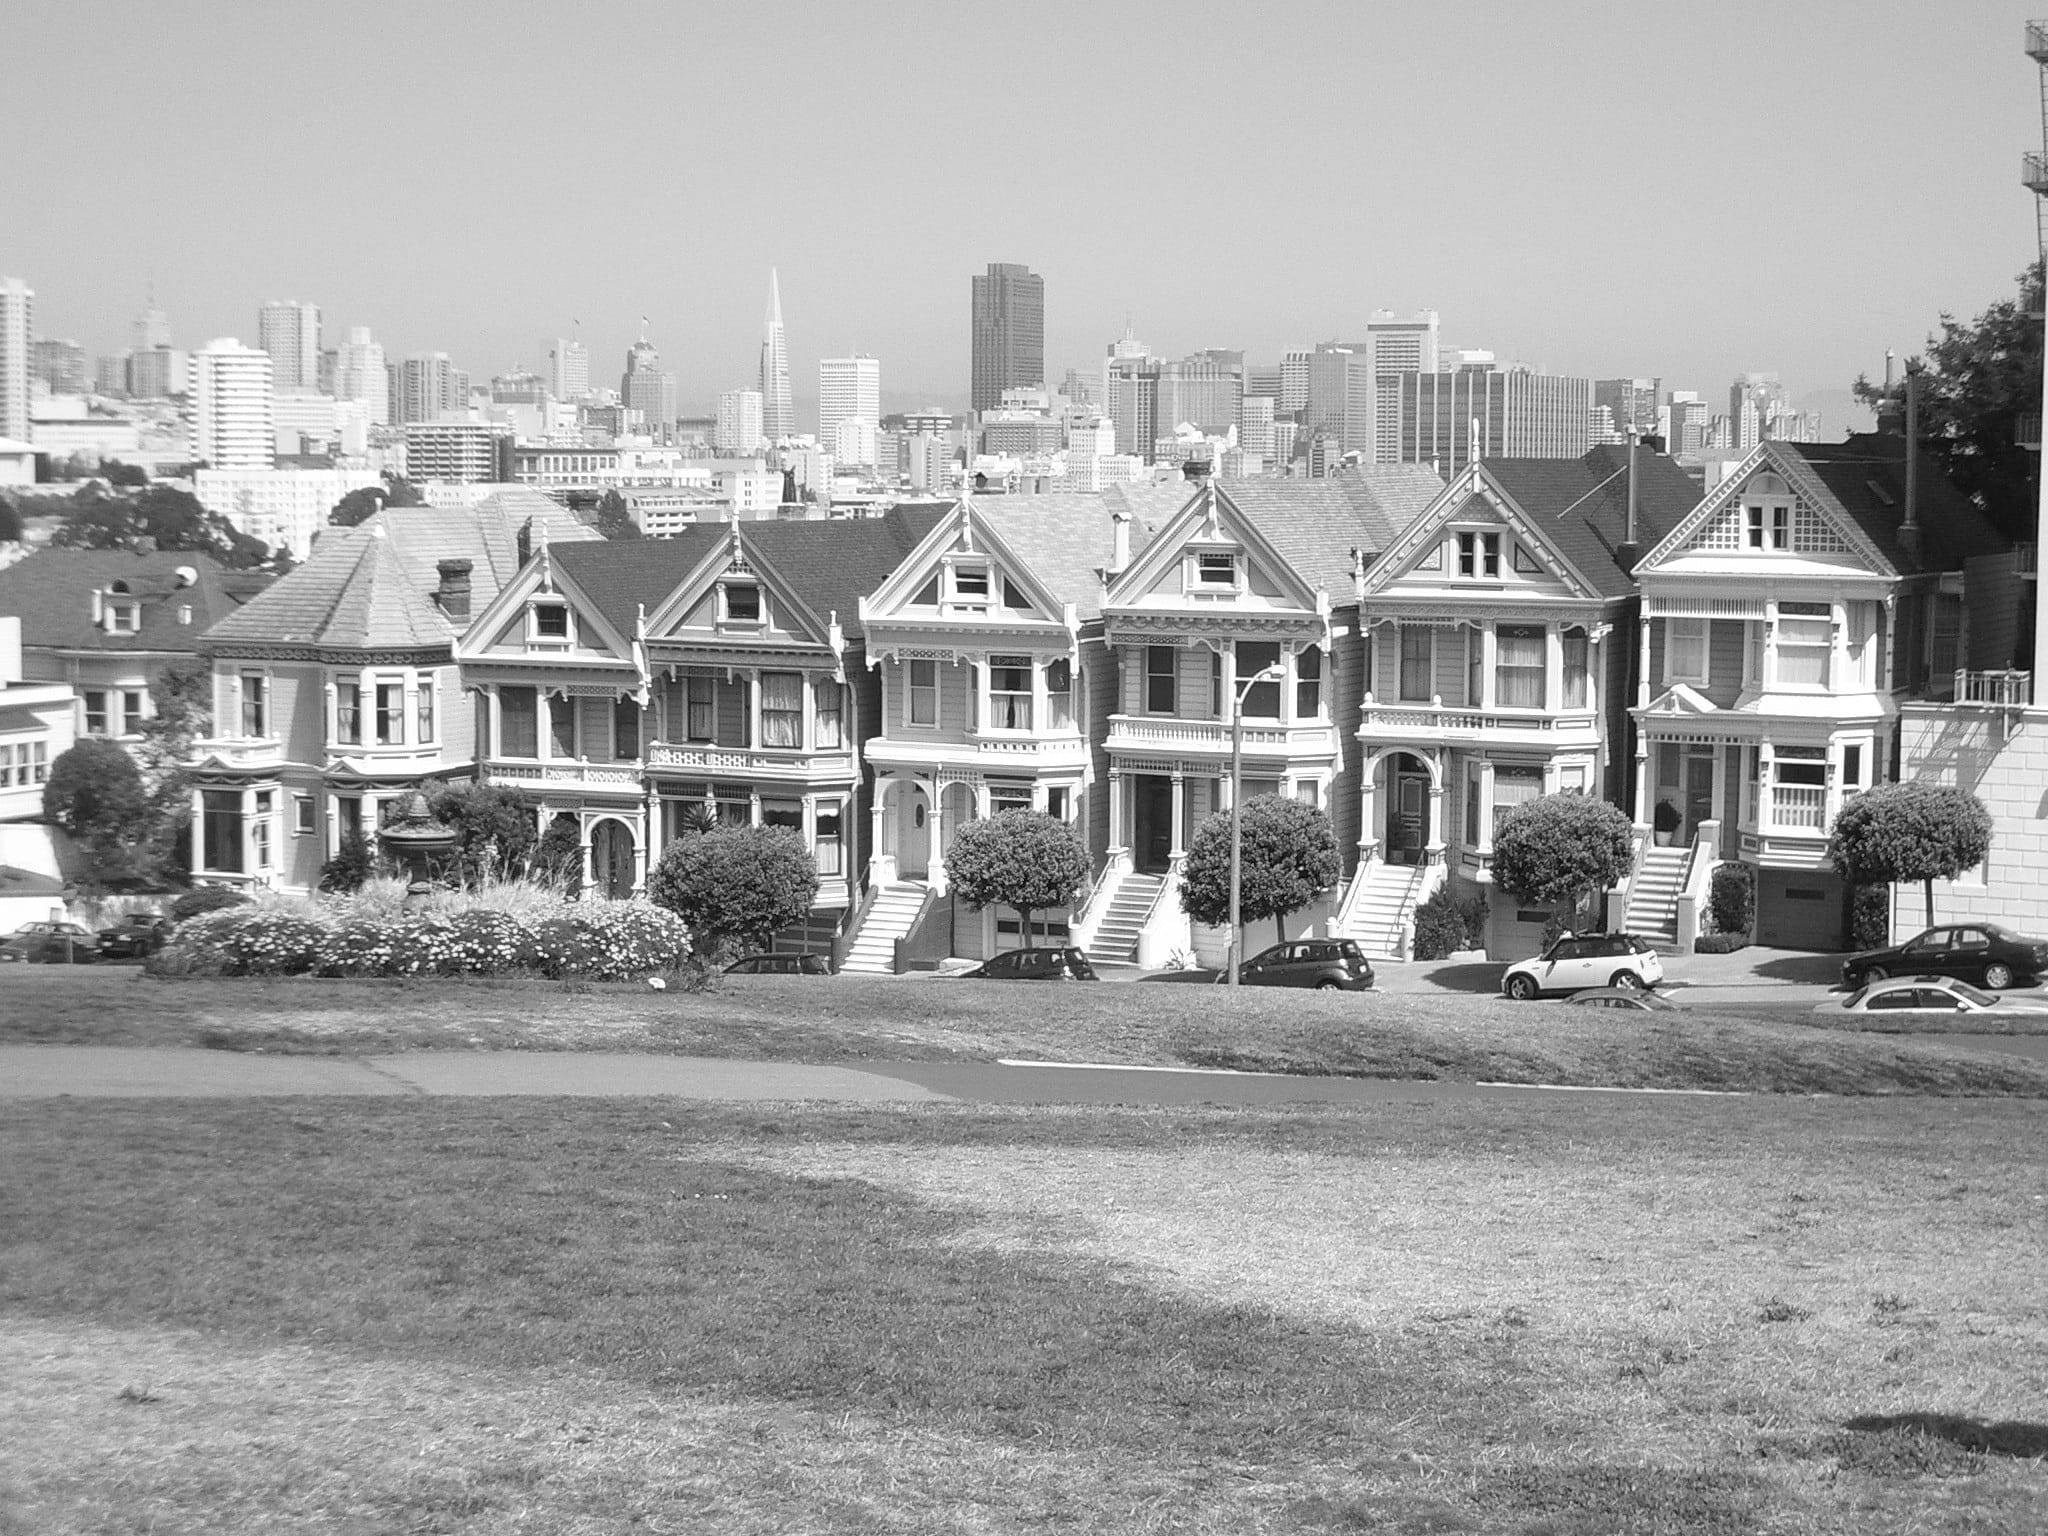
left=1755, top=869, right=1845, bottom=950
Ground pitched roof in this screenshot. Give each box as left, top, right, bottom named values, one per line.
left=545, top=527, right=724, bottom=639
left=0, top=549, right=273, bottom=654
left=1219, top=468, right=1445, bottom=590
left=1480, top=446, right=1699, bottom=597
left=202, top=490, right=600, bottom=651
left=1772, top=437, right=2006, bottom=575
left=966, top=494, right=1129, bottom=618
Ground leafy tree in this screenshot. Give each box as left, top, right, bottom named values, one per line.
left=1829, top=781, right=1993, bottom=930
left=318, top=824, right=378, bottom=894
left=100, top=459, right=149, bottom=488
left=646, top=824, right=819, bottom=956
left=532, top=815, right=584, bottom=892
left=592, top=489, right=641, bottom=540
left=1853, top=262, right=2042, bottom=544
left=132, top=656, right=213, bottom=877
left=1491, top=793, right=1634, bottom=927
left=943, top=809, right=1089, bottom=946
left=49, top=482, right=267, bottom=567
left=328, top=486, right=385, bottom=527
left=1179, top=795, right=1341, bottom=945
left=0, top=497, right=20, bottom=543
left=43, top=739, right=154, bottom=888
left=382, top=475, right=424, bottom=508
left=423, top=780, right=541, bottom=886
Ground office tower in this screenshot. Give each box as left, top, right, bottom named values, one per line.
left=621, top=334, right=677, bottom=433
left=817, top=355, right=880, bottom=446
left=399, top=352, right=463, bottom=425
left=127, top=349, right=175, bottom=400
left=188, top=338, right=276, bottom=468
left=1666, top=391, right=1708, bottom=460
left=95, top=355, right=129, bottom=395
left=970, top=262, right=1045, bottom=413
left=33, top=338, right=88, bottom=395
left=1238, top=395, right=1276, bottom=462
left=259, top=301, right=322, bottom=390
left=716, top=388, right=765, bottom=454
left=1728, top=372, right=1818, bottom=450
left=1594, top=378, right=1661, bottom=439
left=1362, top=310, right=1440, bottom=459
left=1246, top=363, right=1282, bottom=400
left=1381, top=364, right=1591, bottom=477
left=491, top=369, right=548, bottom=406
left=0, top=278, right=33, bottom=441
left=1302, top=346, right=1354, bottom=447
left=759, top=270, right=792, bottom=440
left=1278, top=350, right=1311, bottom=412
left=132, top=297, right=171, bottom=353
left=335, top=327, right=389, bottom=426
left=547, top=337, right=589, bottom=401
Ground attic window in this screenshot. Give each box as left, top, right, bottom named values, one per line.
left=1457, top=532, right=1501, bottom=579
left=950, top=565, right=990, bottom=601
left=530, top=602, right=571, bottom=641
left=106, top=602, right=141, bottom=634
left=1195, top=552, right=1239, bottom=588
left=722, top=583, right=762, bottom=623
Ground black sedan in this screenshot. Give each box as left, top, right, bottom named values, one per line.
left=959, top=947, right=1099, bottom=981
left=97, top=913, right=171, bottom=959
left=1840, top=923, right=2048, bottom=991
left=724, top=952, right=833, bottom=976
left=0, top=921, right=102, bottom=963
left=1224, top=939, right=1375, bottom=990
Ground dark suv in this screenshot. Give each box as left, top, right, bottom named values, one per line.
left=961, top=947, right=1099, bottom=981
left=723, top=952, right=833, bottom=976
left=1230, top=939, right=1375, bottom=990
left=97, top=913, right=171, bottom=959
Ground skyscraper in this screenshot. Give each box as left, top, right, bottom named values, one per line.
left=817, top=355, right=880, bottom=446
left=621, top=333, right=677, bottom=434
left=1594, top=378, right=1662, bottom=439
left=132, top=297, right=170, bottom=353
left=547, top=337, right=589, bottom=401
left=258, top=301, right=322, bottom=390
left=1381, top=364, right=1591, bottom=476
left=0, top=278, right=34, bottom=442
left=399, top=352, right=463, bottom=425
left=716, top=388, right=765, bottom=455
left=32, top=338, right=89, bottom=395
left=971, top=262, right=1045, bottom=413
left=188, top=339, right=276, bottom=468
left=759, top=270, right=792, bottom=441
left=336, top=327, right=390, bottom=426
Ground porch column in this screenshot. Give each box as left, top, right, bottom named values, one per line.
left=1829, top=601, right=1848, bottom=697
left=1169, top=770, right=1186, bottom=859
left=190, top=784, right=205, bottom=878
left=1107, top=768, right=1126, bottom=854
left=1425, top=756, right=1447, bottom=865
left=1632, top=740, right=1650, bottom=828
left=1478, top=761, right=1497, bottom=853
left=578, top=817, right=594, bottom=894
left=1636, top=614, right=1652, bottom=708
left=1545, top=625, right=1562, bottom=713
left=869, top=782, right=888, bottom=873
left=1358, top=758, right=1379, bottom=862
left=1757, top=737, right=1775, bottom=832
left=633, top=812, right=648, bottom=894
left=749, top=787, right=763, bottom=826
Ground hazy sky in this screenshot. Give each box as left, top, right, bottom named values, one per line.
left=6, top=1, right=2040, bottom=418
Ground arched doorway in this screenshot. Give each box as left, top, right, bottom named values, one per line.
left=898, top=783, right=931, bottom=879
left=590, top=818, right=636, bottom=899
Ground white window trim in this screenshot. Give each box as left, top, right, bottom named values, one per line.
left=903, top=658, right=940, bottom=730
left=1665, top=617, right=1709, bottom=687
left=1187, top=547, right=1244, bottom=595
left=526, top=599, right=575, bottom=646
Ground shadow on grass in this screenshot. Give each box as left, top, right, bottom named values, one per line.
left=1843, top=1412, right=2048, bottom=1461
left=1138, top=969, right=1218, bottom=985
left=1750, top=953, right=1848, bottom=985
left=1418, top=962, right=1503, bottom=994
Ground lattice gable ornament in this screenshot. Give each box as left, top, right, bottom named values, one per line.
left=1647, top=445, right=1889, bottom=573
left=1103, top=481, right=1322, bottom=615
left=1360, top=466, right=1599, bottom=599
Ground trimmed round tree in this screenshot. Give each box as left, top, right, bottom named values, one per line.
left=1179, top=794, right=1341, bottom=947
left=646, top=824, right=820, bottom=957
left=1828, top=782, right=1992, bottom=931
left=943, top=809, right=1089, bottom=947
left=43, top=738, right=154, bottom=888
left=1490, top=793, right=1634, bottom=931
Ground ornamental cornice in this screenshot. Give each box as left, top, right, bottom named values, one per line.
left=1361, top=601, right=1613, bottom=629
left=209, top=642, right=454, bottom=666
left=645, top=644, right=839, bottom=673
left=1103, top=612, right=1320, bottom=641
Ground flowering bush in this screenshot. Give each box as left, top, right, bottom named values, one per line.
left=148, top=892, right=684, bottom=982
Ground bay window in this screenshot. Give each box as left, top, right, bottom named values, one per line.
left=815, top=681, right=844, bottom=749
left=1495, top=624, right=1545, bottom=709
left=761, top=672, right=803, bottom=748
left=548, top=692, right=575, bottom=757
left=202, top=790, right=243, bottom=873
left=908, top=659, right=938, bottom=726
left=989, top=656, right=1032, bottom=730
left=336, top=678, right=362, bottom=745
left=1046, top=659, right=1073, bottom=730
left=252, top=790, right=274, bottom=870
left=1561, top=629, right=1589, bottom=709
left=1295, top=645, right=1322, bottom=719
left=814, top=802, right=843, bottom=875
left=417, top=680, right=436, bottom=744
left=1665, top=618, right=1708, bottom=685
left=499, top=687, right=538, bottom=757
left=375, top=681, right=404, bottom=744
left=240, top=672, right=268, bottom=737
left=1236, top=641, right=1281, bottom=717
left=1491, top=765, right=1544, bottom=835
left=1399, top=627, right=1432, bottom=702
left=1775, top=603, right=1832, bottom=688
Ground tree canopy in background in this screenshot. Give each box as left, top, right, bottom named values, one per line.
left=943, top=810, right=1088, bottom=945
left=48, top=483, right=271, bottom=568
left=1829, top=782, right=1993, bottom=930
left=329, top=474, right=425, bottom=528
left=423, top=780, right=544, bottom=887
left=593, top=490, right=641, bottom=540
left=1854, top=262, right=2042, bottom=544
left=1179, top=795, right=1340, bottom=944
left=1491, top=793, right=1634, bottom=917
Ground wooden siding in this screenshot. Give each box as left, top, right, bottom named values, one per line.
left=1705, top=620, right=1747, bottom=707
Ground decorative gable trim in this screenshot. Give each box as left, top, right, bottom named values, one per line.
left=451, top=558, right=639, bottom=672
left=1639, top=443, right=1894, bottom=576
left=639, top=525, right=834, bottom=652
left=1358, top=464, right=1603, bottom=600
left=1101, top=481, right=1324, bottom=617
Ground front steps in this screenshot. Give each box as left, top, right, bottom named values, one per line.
left=839, top=881, right=929, bottom=974
left=1339, top=861, right=1426, bottom=959
left=1622, top=846, right=1689, bottom=948
left=1083, top=870, right=1166, bottom=966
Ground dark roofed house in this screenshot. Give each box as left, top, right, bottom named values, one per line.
left=185, top=492, right=600, bottom=893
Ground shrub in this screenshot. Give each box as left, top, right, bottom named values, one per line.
left=151, top=908, right=326, bottom=976
left=1852, top=882, right=1891, bottom=950
left=443, top=909, right=538, bottom=974
left=576, top=902, right=692, bottom=980
left=1694, top=932, right=1749, bottom=954
left=315, top=917, right=405, bottom=978
left=529, top=916, right=602, bottom=979
left=647, top=825, right=818, bottom=953
left=1413, top=887, right=1488, bottom=961
left=170, top=885, right=252, bottom=924
left=1706, top=862, right=1754, bottom=937
left=318, top=825, right=376, bottom=894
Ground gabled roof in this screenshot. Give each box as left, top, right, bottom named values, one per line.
left=963, top=494, right=1131, bottom=619
left=1220, top=467, right=1445, bottom=590
left=1103, top=480, right=1328, bottom=616
left=0, top=549, right=273, bottom=654
left=1475, top=446, right=1699, bottom=597
left=1776, top=437, right=2006, bottom=575
left=541, top=527, right=725, bottom=640
left=202, top=490, right=600, bottom=651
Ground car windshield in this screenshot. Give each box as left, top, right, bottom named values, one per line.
left=1950, top=981, right=1998, bottom=1007
left=1982, top=925, right=2021, bottom=943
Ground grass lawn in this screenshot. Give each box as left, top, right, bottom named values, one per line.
left=4, top=1094, right=2044, bottom=1532
left=6, top=965, right=2048, bottom=1097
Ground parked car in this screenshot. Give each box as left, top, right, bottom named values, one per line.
left=97, top=912, right=171, bottom=959
left=1502, top=933, right=1663, bottom=1000
left=723, top=952, right=833, bottom=976
left=1223, top=939, right=1374, bottom=991
left=1840, top=923, right=2048, bottom=991
left=1565, top=985, right=1679, bottom=1012
left=959, top=947, right=1099, bottom=982
left=1816, top=974, right=2048, bottom=1020
left=0, top=921, right=102, bottom=964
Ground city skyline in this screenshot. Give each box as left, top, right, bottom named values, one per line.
left=2, top=2, right=2037, bottom=419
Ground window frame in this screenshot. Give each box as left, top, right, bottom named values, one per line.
left=239, top=671, right=269, bottom=738
left=1145, top=646, right=1177, bottom=715
left=1398, top=625, right=1434, bottom=703
left=1457, top=531, right=1501, bottom=579
left=987, top=654, right=1033, bottom=732
left=1191, top=549, right=1241, bottom=592
left=528, top=601, right=572, bottom=643
left=1665, top=617, right=1709, bottom=687
left=335, top=677, right=363, bottom=746
left=760, top=671, right=804, bottom=749
left=1495, top=623, right=1546, bottom=710
left=906, top=658, right=939, bottom=728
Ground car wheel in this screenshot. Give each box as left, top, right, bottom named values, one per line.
left=1609, top=970, right=1645, bottom=992
left=1985, top=963, right=2014, bottom=990
left=1862, top=966, right=1888, bottom=985
left=1315, top=979, right=1340, bottom=990
left=1505, top=974, right=1538, bottom=1001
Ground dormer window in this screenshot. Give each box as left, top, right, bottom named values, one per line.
left=529, top=602, right=571, bottom=642
left=949, top=565, right=990, bottom=603
left=721, top=583, right=762, bottom=623
left=1743, top=473, right=1793, bottom=551
left=104, top=599, right=141, bottom=633
left=1195, top=551, right=1239, bottom=588
left=1457, top=532, right=1501, bottom=579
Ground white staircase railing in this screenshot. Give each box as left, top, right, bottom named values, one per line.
left=1672, top=821, right=1720, bottom=954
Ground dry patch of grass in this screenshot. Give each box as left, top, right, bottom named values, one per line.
left=8, top=965, right=2048, bottom=1096
left=4, top=1096, right=2046, bottom=1533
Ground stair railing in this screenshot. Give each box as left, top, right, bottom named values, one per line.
left=1671, top=820, right=1720, bottom=954
left=832, top=880, right=881, bottom=973
left=1133, top=871, right=1185, bottom=969
left=1607, top=827, right=1652, bottom=934
left=1333, top=854, right=1377, bottom=936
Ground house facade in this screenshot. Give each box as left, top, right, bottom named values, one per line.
left=1626, top=437, right=2009, bottom=949
left=0, top=615, right=73, bottom=824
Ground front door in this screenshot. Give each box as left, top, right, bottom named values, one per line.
left=1389, top=767, right=1427, bottom=865
left=1133, top=775, right=1174, bottom=874
left=590, top=819, right=635, bottom=898
left=899, top=785, right=930, bottom=879
left=1683, top=749, right=1715, bottom=843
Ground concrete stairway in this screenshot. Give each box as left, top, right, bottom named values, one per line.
left=1622, top=846, right=1689, bottom=948
left=839, top=882, right=929, bottom=974
left=1339, top=861, right=1426, bottom=959
left=1083, top=871, right=1166, bottom=966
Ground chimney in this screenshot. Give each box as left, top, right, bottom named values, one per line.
left=435, top=558, right=473, bottom=622
left=1616, top=427, right=1642, bottom=574
left=1181, top=459, right=1212, bottom=482
left=1110, top=506, right=1132, bottom=574
left=1900, top=362, right=1923, bottom=566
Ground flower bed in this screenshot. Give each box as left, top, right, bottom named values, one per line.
left=153, top=894, right=691, bottom=982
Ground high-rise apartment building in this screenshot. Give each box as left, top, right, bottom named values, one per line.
left=401, top=421, right=513, bottom=482
left=1102, top=348, right=1242, bottom=463
left=399, top=352, right=464, bottom=425
left=817, top=355, right=881, bottom=446
left=1237, top=395, right=1277, bottom=463
left=335, top=327, right=389, bottom=426
left=132, top=299, right=170, bottom=354
left=1381, top=364, right=1591, bottom=477
left=1594, top=378, right=1662, bottom=439
left=970, top=262, right=1044, bottom=413
left=1727, top=372, right=1819, bottom=451
left=1665, top=391, right=1708, bottom=460
left=716, top=388, right=764, bottom=455
left=759, top=271, right=792, bottom=440
left=258, top=301, right=322, bottom=390
left=33, top=338, right=88, bottom=395
left=128, top=348, right=175, bottom=400
left=621, top=335, right=677, bottom=433
left=0, top=278, right=32, bottom=442
left=547, top=337, right=590, bottom=401
left=1278, top=350, right=1312, bottom=413
left=188, top=338, right=276, bottom=469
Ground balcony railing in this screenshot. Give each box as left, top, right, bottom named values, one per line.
left=192, top=736, right=284, bottom=768
left=643, top=742, right=854, bottom=777
left=1106, top=715, right=1338, bottom=755
left=1770, top=785, right=1827, bottom=832
left=1954, top=668, right=2033, bottom=707
left=487, top=759, right=645, bottom=789
left=2025, top=150, right=2048, bottom=196
left=1358, top=703, right=1598, bottom=735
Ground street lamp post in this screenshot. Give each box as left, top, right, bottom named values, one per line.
left=1227, top=663, right=1288, bottom=988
